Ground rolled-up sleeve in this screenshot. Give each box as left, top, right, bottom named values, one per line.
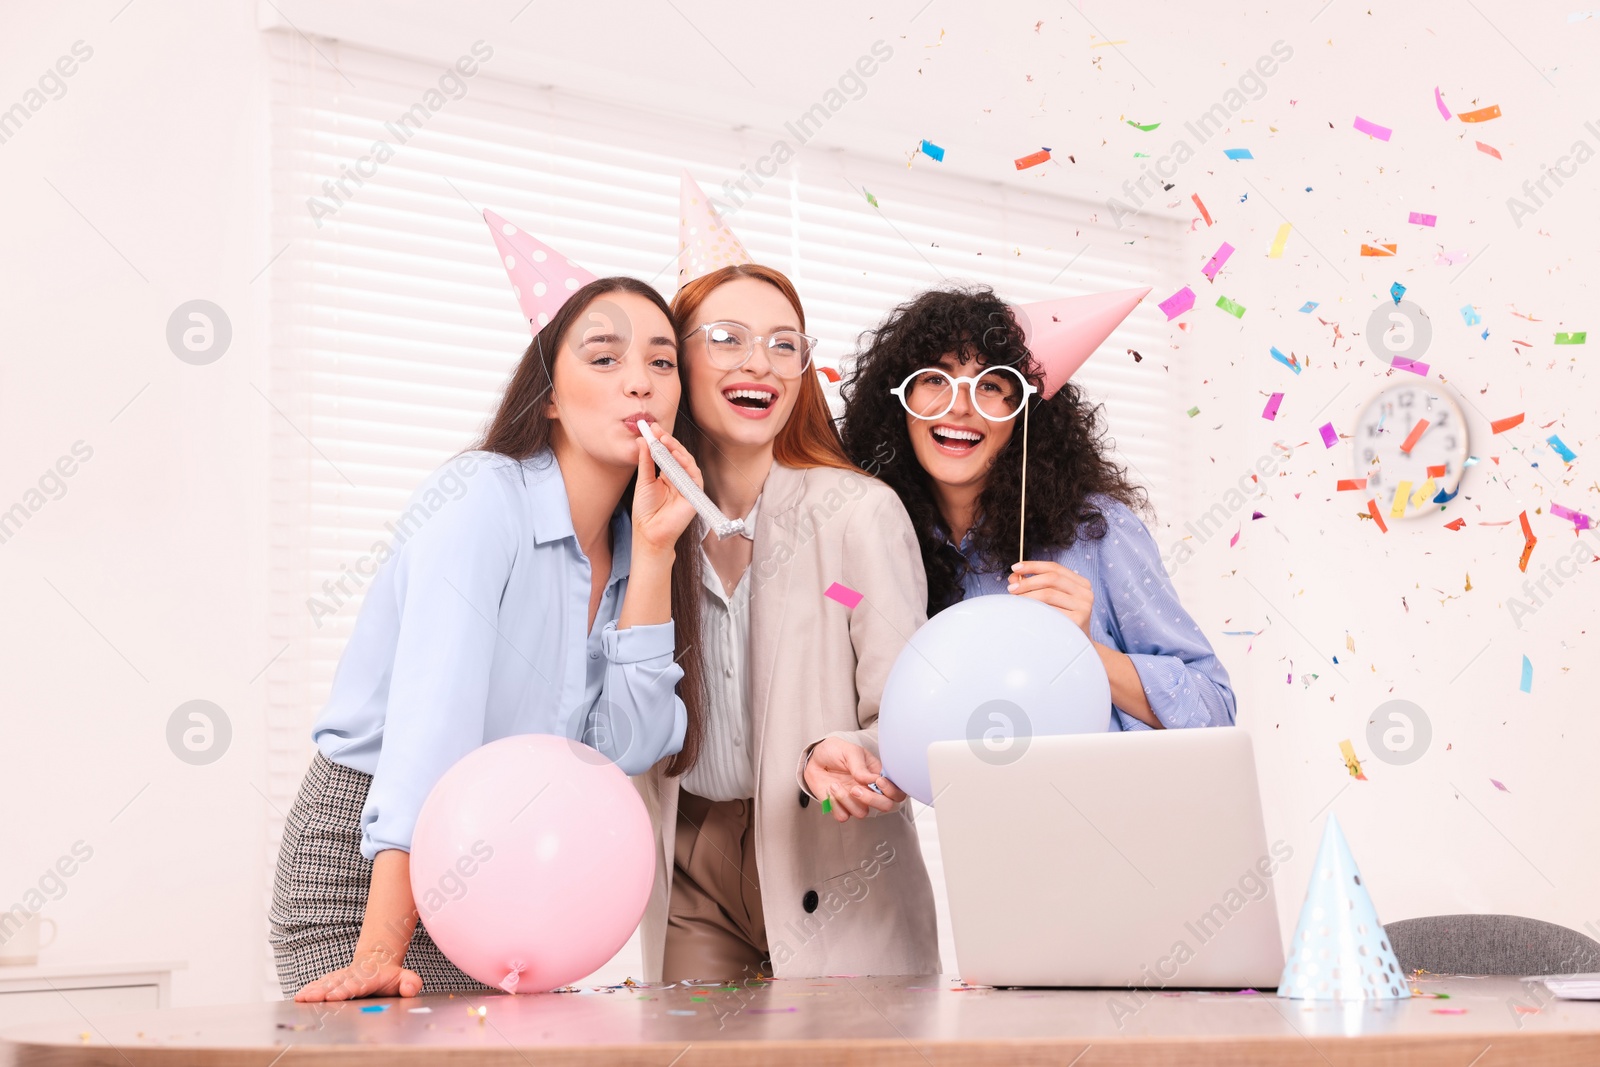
left=589, top=619, right=686, bottom=774
left=359, top=464, right=516, bottom=859
left=1097, top=504, right=1237, bottom=732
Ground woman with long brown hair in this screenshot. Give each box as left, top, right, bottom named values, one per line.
left=633, top=263, right=940, bottom=983
left=270, top=275, right=708, bottom=1000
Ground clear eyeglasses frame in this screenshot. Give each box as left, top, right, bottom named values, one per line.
left=684, top=320, right=818, bottom=380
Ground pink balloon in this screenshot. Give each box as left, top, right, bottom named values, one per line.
left=408, top=735, right=655, bottom=993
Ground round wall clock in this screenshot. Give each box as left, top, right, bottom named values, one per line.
left=1352, top=381, right=1471, bottom=520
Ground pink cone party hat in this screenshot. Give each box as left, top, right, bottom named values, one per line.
left=1013, top=287, right=1151, bottom=398
left=1278, top=814, right=1411, bottom=1001
left=678, top=170, right=752, bottom=285
left=482, top=209, right=598, bottom=332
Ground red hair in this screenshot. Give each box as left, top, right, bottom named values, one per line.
left=670, top=264, right=855, bottom=472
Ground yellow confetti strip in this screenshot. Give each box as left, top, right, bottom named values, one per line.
left=1268, top=223, right=1292, bottom=258
left=1339, top=739, right=1367, bottom=780
left=1410, top=478, right=1436, bottom=508
left=1391, top=480, right=1413, bottom=518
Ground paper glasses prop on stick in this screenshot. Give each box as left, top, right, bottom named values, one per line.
left=637, top=420, right=746, bottom=539
left=878, top=595, right=1111, bottom=805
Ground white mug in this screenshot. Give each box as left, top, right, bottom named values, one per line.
left=0, top=912, right=57, bottom=966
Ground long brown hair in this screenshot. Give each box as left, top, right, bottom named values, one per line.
left=473, top=276, right=706, bottom=776
left=670, top=264, right=855, bottom=473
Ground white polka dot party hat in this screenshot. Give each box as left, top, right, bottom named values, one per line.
left=677, top=169, right=752, bottom=285
left=1278, top=813, right=1411, bottom=1001
left=482, top=208, right=598, bottom=332
left=1012, top=287, right=1152, bottom=399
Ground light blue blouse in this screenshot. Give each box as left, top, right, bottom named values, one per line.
left=951, top=495, right=1236, bottom=731
left=311, top=450, right=687, bottom=859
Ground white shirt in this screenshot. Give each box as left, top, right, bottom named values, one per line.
left=680, top=498, right=760, bottom=801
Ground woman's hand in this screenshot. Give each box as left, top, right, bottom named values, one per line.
left=803, top=738, right=905, bottom=821
left=1008, top=559, right=1093, bottom=636
left=294, top=944, right=422, bottom=1002
left=630, top=430, right=702, bottom=555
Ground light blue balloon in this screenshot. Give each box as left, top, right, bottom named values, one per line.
left=878, top=594, right=1112, bottom=804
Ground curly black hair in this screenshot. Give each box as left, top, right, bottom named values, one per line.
left=839, top=284, right=1149, bottom=615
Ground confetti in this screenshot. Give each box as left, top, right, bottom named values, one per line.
left=1519, top=656, right=1533, bottom=694
left=1014, top=148, right=1051, bottom=169
left=407, top=1007, right=433, bottom=1014
left=1223, top=148, right=1253, bottom=160
left=1192, top=193, right=1213, bottom=226
left=1390, top=481, right=1412, bottom=518
left=1461, top=304, right=1482, bottom=326
left=1426, top=464, right=1447, bottom=477
left=1187, top=405, right=1201, bottom=417
left=1458, top=104, right=1502, bottom=123
left=1201, top=242, right=1235, bottom=280
left=1229, top=526, right=1241, bottom=547
left=1555, top=331, right=1587, bottom=344
left=1268, top=223, right=1292, bottom=258
left=820, top=796, right=834, bottom=814
left=824, top=582, right=863, bottom=609
left=1298, top=300, right=1319, bottom=313
left=1391, top=356, right=1429, bottom=375
left=1336, top=478, right=1367, bottom=491
left=1126, top=119, right=1161, bottom=131
left=1352, top=116, right=1392, bottom=140
left=1399, top=419, right=1430, bottom=454
left=1339, top=739, right=1367, bottom=780
left=1432, top=1008, right=1470, bottom=1015
left=1551, top=502, right=1591, bottom=529
left=1491, top=413, right=1525, bottom=434
left=1434, top=86, right=1451, bottom=119
left=1368, top=499, right=1389, bottom=533
left=1320, top=423, right=1338, bottom=448
left=1408, top=211, right=1438, bottom=227
left=360, top=1005, right=387, bottom=1013
left=1519, top=510, right=1537, bottom=572
left=1444, top=517, right=1466, bottom=530
left=1270, top=346, right=1301, bottom=374
left=1159, top=286, right=1196, bottom=319
left=1390, top=281, right=1407, bottom=304
left=1359, top=243, right=1398, bottom=256
left=918, top=139, right=945, bottom=162
left=1216, top=295, right=1247, bottom=318
left=864, top=189, right=879, bottom=208
left=1262, top=393, right=1285, bottom=420
left=1475, top=141, right=1502, bottom=159
left=1548, top=435, right=1577, bottom=463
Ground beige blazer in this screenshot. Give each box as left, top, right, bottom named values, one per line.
left=633, top=462, right=942, bottom=979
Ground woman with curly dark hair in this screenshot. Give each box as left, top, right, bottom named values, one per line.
left=839, top=285, right=1235, bottom=731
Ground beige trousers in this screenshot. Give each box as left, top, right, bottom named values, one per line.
left=662, top=790, right=771, bottom=983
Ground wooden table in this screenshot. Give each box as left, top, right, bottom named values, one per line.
left=3, top=974, right=1597, bottom=1066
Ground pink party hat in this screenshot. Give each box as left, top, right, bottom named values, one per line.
left=482, top=209, right=598, bottom=331
left=1013, top=287, right=1152, bottom=398
left=678, top=170, right=753, bottom=285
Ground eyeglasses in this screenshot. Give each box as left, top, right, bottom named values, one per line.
left=685, top=321, right=817, bottom=380
left=889, top=365, right=1038, bottom=422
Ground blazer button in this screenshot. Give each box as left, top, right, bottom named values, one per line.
left=802, top=889, right=819, bottom=914
left=798, top=791, right=810, bottom=809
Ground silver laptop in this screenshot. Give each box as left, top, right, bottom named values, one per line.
left=928, top=727, right=1286, bottom=988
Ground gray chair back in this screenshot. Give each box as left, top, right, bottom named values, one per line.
left=1384, top=914, right=1600, bottom=975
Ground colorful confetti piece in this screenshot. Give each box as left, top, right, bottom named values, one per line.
left=1159, top=286, right=1196, bottom=320
left=1461, top=304, right=1482, bottom=326
left=1520, top=657, right=1533, bottom=694
left=1408, top=211, right=1438, bottom=226
left=918, top=139, right=945, bottom=162
left=824, top=582, right=863, bottom=609
left=1126, top=119, right=1161, bottom=131
left=1548, top=435, right=1577, bottom=463
left=1299, top=300, right=1319, bottom=313
left=1368, top=498, right=1389, bottom=533
left=1434, top=86, right=1451, bottom=119
left=1476, top=141, right=1502, bottom=159
left=1187, top=405, right=1201, bottom=417
left=1192, top=193, right=1213, bottom=226
left=1399, top=419, right=1430, bottom=454
left=1360, top=242, right=1398, bottom=256
left=1014, top=148, right=1051, bottom=170
left=864, top=189, right=879, bottom=208
left=1270, top=346, right=1301, bottom=374
left=1491, top=413, right=1525, bottom=434
left=1268, top=223, right=1292, bottom=258
left=1391, top=481, right=1412, bottom=518
left=1223, top=148, right=1253, bottom=160
left=1519, top=510, right=1537, bottom=572
left=820, top=796, right=834, bottom=814
left=1551, top=502, right=1591, bottom=529
left=1391, top=356, right=1429, bottom=375
left=1216, top=295, right=1246, bottom=318
left=1390, top=281, right=1407, bottom=304
left=1353, top=115, right=1392, bottom=140
left=1262, top=393, right=1285, bottom=420
left=1458, top=104, right=1502, bottom=123
left=1555, top=331, right=1587, bottom=344
left=1201, top=242, right=1235, bottom=280
left=1339, top=739, right=1368, bottom=780
left=1337, top=478, right=1367, bottom=491
left=1320, top=423, right=1338, bottom=448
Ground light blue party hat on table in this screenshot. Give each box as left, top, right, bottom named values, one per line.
left=1278, top=813, right=1411, bottom=1001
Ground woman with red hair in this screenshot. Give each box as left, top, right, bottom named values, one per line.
left=633, top=264, right=940, bottom=982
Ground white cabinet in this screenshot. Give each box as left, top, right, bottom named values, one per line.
left=0, top=963, right=180, bottom=1030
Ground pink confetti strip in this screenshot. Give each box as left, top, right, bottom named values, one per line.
left=823, top=582, right=863, bottom=609
left=1201, top=242, right=1235, bottom=280
left=1319, top=423, right=1338, bottom=448
left=1434, top=86, right=1451, bottom=119
left=1353, top=115, right=1392, bottom=141
left=1158, top=286, right=1196, bottom=320
left=1391, top=356, right=1430, bottom=375
left=1408, top=211, right=1437, bottom=227
left=1551, top=503, right=1593, bottom=530
left=1261, top=392, right=1284, bottom=420
left=1229, top=526, right=1241, bottom=547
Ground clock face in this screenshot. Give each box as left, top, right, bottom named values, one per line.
left=1353, top=382, right=1471, bottom=520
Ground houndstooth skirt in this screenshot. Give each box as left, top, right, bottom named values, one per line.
left=268, top=751, right=494, bottom=998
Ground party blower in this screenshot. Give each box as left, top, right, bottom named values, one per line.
left=637, top=420, right=747, bottom=539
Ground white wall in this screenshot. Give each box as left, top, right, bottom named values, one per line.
left=3, top=0, right=1597, bottom=1010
